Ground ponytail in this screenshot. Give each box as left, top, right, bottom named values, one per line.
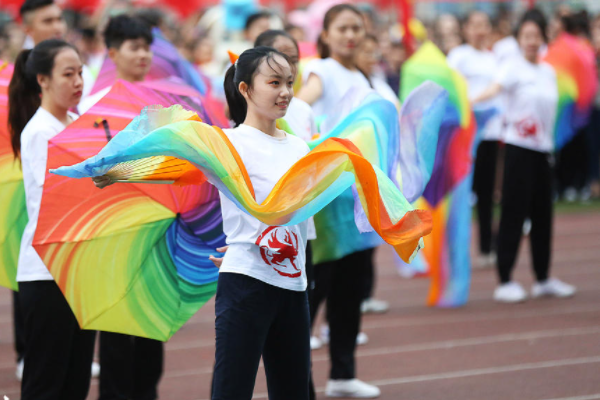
left=224, top=63, right=247, bottom=127
left=8, top=49, right=39, bottom=159
left=8, top=39, right=77, bottom=159
left=223, top=46, right=295, bottom=127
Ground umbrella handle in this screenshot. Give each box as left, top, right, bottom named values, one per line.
left=94, top=119, right=112, bottom=142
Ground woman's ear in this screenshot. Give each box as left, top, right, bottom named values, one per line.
left=37, top=74, right=50, bottom=90
left=320, top=31, right=329, bottom=47
left=238, top=81, right=249, bottom=101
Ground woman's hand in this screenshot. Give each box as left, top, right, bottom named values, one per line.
left=208, top=246, right=229, bottom=268
left=92, top=175, right=114, bottom=189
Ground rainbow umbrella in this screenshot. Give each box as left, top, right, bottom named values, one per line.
left=0, top=62, right=26, bottom=291
left=32, top=81, right=226, bottom=340
left=543, top=33, right=598, bottom=150
left=399, top=42, right=478, bottom=307
left=91, top=28, right=208, bottom=96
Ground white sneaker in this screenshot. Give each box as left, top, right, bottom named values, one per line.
left=474, top=252, right=496, bottom=269
left=320, top=325, right=330, bottom=345
left=494, top=282, right=527, bottom=303
left=310, top=336, right=323, bottom=350
left=15, top=359, right=24, bottom=381
left=326, top=379, right=381, bottom=398
left=356, top=332, right=369, bottom=346
left=92, top=361, right=101, bottom=379
left=361, top=298, right=390, bottom=314
left=532, top=278, right=576, bottom=299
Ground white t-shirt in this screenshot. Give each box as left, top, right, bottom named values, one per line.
left=448, top=44, right=503, bottom=141
left=496, top=55, right=558, bottom=153
left=284, top=97, right=316, bottom=142
left=492, top=36, right=520, bottom=67
left=17, top=108, right=77, bottom=282
left=302, top=57, right=371, bottom=118
left=219, top=124, right=311, bottom=291
left=281, top=97, right=318, bottom=241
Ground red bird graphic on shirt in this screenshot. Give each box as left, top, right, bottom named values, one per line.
left=255, top=227, right=301, bottom=278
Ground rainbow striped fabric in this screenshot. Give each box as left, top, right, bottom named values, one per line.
left=543, top=33, right=599, bottom=150
left=399, top=42, right=479, bottom=307
left=0, top=62, right=26, bottom=291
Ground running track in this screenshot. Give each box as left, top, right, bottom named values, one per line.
left=0, top=209, right=599, bottom=399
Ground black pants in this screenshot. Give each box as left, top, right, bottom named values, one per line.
left=497, top=144, right=553, bottom=284
left=19, top=280, right=96, bottom=400
left=99, top=333, right=163, bottom=400
left=473, top=140, right=499, bottom=255
left=311, top=249, right=370, bottom=379
left=556, top=130, right=588, bottom=192
left=13, top=290, right=25, bottom=362
left=211, top=273, right=310, bottom=400
left=361, top=248, right=376, bottom=301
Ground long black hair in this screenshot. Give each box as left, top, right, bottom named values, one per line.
left=8, top=39, right=77, bottom=159
left=515, top=8, right=548, bottom=43
left=224, top=46, right=294, bottom=127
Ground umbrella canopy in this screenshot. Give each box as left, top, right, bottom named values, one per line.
left=33, top=80, right=226, bottom=341
left=0, top=62, right=27, bottom=291
left=543, top=33, right=599, bottom=150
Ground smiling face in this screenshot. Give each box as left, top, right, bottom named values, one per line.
left=38, top=47, right=84, bottom=110
left=239, top=54, right=295, bottom=122
left=109, top=38, right=152, bottom=82
left=24, top=4, right=66, bottom=45
left=322, top=9, right=365, bottom=60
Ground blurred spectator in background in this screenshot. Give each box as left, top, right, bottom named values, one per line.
left=555, top=11, right=595, bottom=202
left=285, top=24, right=306, bottom=43
left=436, top=13, right=462, bottom=54
left=590, top=14, right=600, bottom=199
left=448, top=10, right=503, bottom=268
left=20, top=0, right=66, bottom=48
left=383, top=40, right=406, bottom=97
left=244, top=11, right=271, bottom=44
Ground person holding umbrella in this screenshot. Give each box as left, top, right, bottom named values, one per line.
left=8, top=38, right=95, bottom=400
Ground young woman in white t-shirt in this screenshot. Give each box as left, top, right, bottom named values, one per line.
left=296, top=4, right=381, bottom=398
left=447, top=11, right=503, bottom=268
left=212, top=47, right=312, bottom=399
left=8, top=39, right=96, bottom=400
left=474, top=10, right=576, bottom=304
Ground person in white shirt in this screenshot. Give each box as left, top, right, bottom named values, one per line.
left=8, top=39, right=95, bottom=400
left=448, top=11, right=503, bottom=268
left=78, top=15, right=164, bottom=400
left=20, top=0, right=95, bottom=97
left=78, top=15, right=153, bottom=114
left=355, top=33, right=400, bottom=109
left=474, top=9, right=576, bottom=304
left=297, top=4, right=381, bottom=398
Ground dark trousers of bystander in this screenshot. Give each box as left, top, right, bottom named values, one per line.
left=99, top=332, right=164, bottom=400
left=473, top=140, right=499, bottom=255
left=496, top=144, right=553, bottom=284
left=19, top=280, right=96, bottom=400
left=310, top=249, right=370, bottom=380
